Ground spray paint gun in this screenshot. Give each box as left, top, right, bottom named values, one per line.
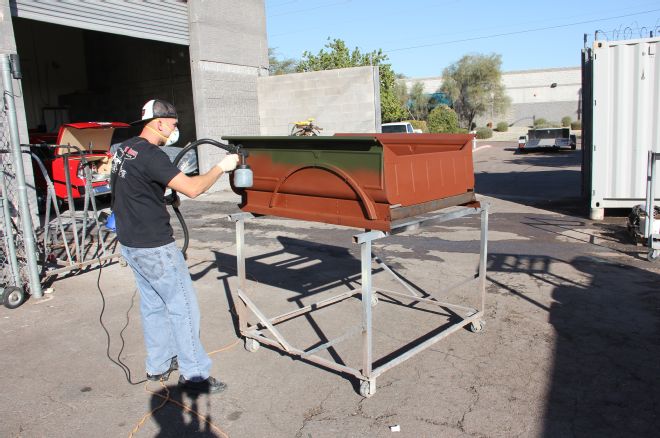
left=232, top=146, right=253, bottom=188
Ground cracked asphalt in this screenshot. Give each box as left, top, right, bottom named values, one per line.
left=1, top=141, right=659, bottom=437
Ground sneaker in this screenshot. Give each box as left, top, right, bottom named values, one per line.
left=147, top=356, right=178, bottom=382
left=178, top=375, right=227, bottom=394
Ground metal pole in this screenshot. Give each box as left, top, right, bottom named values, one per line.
left=644, top=151, right=655, bottom=240
left=235, top=218, right=248, bottom=333
left=0, top=171, right=22, bottom=287
left=360, top=238, right=373, bottom=379
left=1, top=54, right=42, bottom=298
left=62, top=154, right=81, bottom=263
left=479, top=206, right=489, bottom=312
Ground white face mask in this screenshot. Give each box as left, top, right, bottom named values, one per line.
left=164, top=127, right=179, bottom=146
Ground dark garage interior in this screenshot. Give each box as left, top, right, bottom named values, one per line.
left=12, top=16, right=197, bottom=144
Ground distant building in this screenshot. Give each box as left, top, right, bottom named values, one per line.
left=404, top=66, right=582, bottom=127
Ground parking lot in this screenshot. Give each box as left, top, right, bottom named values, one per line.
left=1, top=141, right=659, bottom=438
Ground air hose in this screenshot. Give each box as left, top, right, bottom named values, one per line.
left=168, top=138, right=249, bottom=258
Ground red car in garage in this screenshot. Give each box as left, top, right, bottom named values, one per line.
left=29, top=122, right=130, bottom=205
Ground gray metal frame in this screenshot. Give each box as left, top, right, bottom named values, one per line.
left=229, top=204, right=489, bottom=397
left=1, top=54, right=42, bottom=298
left=29, top=149, right=120, bottom=277
left=645, top=151, right=659, bottom=261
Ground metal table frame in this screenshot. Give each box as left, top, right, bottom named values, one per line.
left=229, top=204, right=489, bottom=397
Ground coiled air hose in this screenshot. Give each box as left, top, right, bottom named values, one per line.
left=168, top=139, right=244, bottom=259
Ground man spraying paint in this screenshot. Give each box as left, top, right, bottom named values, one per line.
left=111, top=99, right=239, bottom=393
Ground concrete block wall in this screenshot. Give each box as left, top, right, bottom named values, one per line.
left=258, top=66, right=381, bottom=136
left=188, top=0, right=268, bottom=191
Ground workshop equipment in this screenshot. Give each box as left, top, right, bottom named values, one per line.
left=224, top=134, right=478, bottom=231
left=229, top=205, right=488, bottom=397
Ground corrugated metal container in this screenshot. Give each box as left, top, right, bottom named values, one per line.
left=588, top=37, right=660, bottom=218
left=224, top=134, right=478, bottom=231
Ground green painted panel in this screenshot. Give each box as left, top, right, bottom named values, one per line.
left=223, top=136, right=383, bottom=172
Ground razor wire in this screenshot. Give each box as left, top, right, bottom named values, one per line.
left=590, top=20, right=660, bottom=44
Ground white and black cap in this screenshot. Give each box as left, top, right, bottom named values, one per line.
left=131, top=99, right=178, bottom=125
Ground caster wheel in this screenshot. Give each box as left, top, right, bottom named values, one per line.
left=359, top=380, right=376, bottom=398
left=119, top=257, right=128, bottom=267
left=469, top=320, right=484, bottom=333
left=244, top=338, right=260, bottom=352
left=648, top=249, right=659, bottom=262
left=3, top=286, right=26, bottom=309
left=371, top=295, right=379, bottom=307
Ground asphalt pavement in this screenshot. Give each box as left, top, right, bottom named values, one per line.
left=1, top=141, right=658, bottom=438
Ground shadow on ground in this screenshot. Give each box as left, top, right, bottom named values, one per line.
left=190, top=235, right=468, bottom=390
left=488, top=253, right=660, bottom=436
left=148, top=384, right=220, bottom=437
left=476, top=148, right=584, bottom=216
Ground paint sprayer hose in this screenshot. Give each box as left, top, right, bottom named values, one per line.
left=169, top=139, right=240, bottom=259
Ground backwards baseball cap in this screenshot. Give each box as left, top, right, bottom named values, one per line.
left=131, top=99, right=178, bottom=125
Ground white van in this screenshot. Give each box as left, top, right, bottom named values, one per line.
left=381, top=122, right=421, bottom=133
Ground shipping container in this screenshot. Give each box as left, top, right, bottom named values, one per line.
left=583, top=36, right=660, bottom=219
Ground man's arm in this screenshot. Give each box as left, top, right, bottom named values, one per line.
left=167, top=154, right=239, bottom=199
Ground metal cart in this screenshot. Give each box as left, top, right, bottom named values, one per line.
left=229, top=203, right=488, bottom=397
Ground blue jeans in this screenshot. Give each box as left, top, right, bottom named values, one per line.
left=121, top=242, right=212, bottom=380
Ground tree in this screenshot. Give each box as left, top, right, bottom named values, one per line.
left=268, top=48, right=298, bottom=75
left=297, top=38, right=407, bottom=122
left=427, top=105, right=459, bottom=133
left=394, top=80, right=409, bottom=109
left=439, top=54, right=510, bottom=130
left=408, top=82, right=430, bottom=121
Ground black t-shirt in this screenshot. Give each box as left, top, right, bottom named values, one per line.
left=111, top=137, right=181, bottom=248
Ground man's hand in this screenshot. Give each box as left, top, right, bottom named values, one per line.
left=169, top=154, right=239, bottom=199
left=217, top=154, right=240, bottom=172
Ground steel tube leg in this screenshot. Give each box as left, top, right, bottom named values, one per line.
left=645, top=151, right=653, bottom=239
left=62, top=154, right=81, bottom=263
left=235, top=218, right=248, bottom=333
left=1, top=55, right=42, bottom=298
left=360, top=238, right=374, bottom=393
left=479, top=207, right=489, bottom=312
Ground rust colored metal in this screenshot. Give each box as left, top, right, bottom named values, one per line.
left=224, top=133, right=477, bottom=231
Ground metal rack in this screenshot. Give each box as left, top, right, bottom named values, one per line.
left=645, top=151, right=659, bottom=262
left=229, top=204, right=489, bottom=397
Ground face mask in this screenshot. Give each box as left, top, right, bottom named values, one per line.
left=164, top=127, right=179, bottom=146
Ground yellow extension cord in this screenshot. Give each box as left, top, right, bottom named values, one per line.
left=128, top=339, right=241, bottom=438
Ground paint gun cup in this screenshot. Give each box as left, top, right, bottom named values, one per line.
left=233, top=147, right=253, bottom=188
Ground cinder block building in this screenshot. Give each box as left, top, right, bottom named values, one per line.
left=0, top=0, right=268, bottom=191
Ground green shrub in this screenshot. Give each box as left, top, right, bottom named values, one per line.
left=533, top=118, right=548, bottom=128
left=561, top=116, right=572, bottom=127
left=405, top=119, right=428, bottom=133
left=456, top=128, right=469, bottom=134
left=495, top=122, right=508, bottom=132
left=570, top=120, right=582, bottom=130
left=475, top=127, right=493, bottom=139
left=427, top=105, right=459, bottom=133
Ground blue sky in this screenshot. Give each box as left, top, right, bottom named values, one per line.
left=265, top=0, right=660, bottom=78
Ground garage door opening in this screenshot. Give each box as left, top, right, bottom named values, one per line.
left=12, top=17, right=196, bottom=145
